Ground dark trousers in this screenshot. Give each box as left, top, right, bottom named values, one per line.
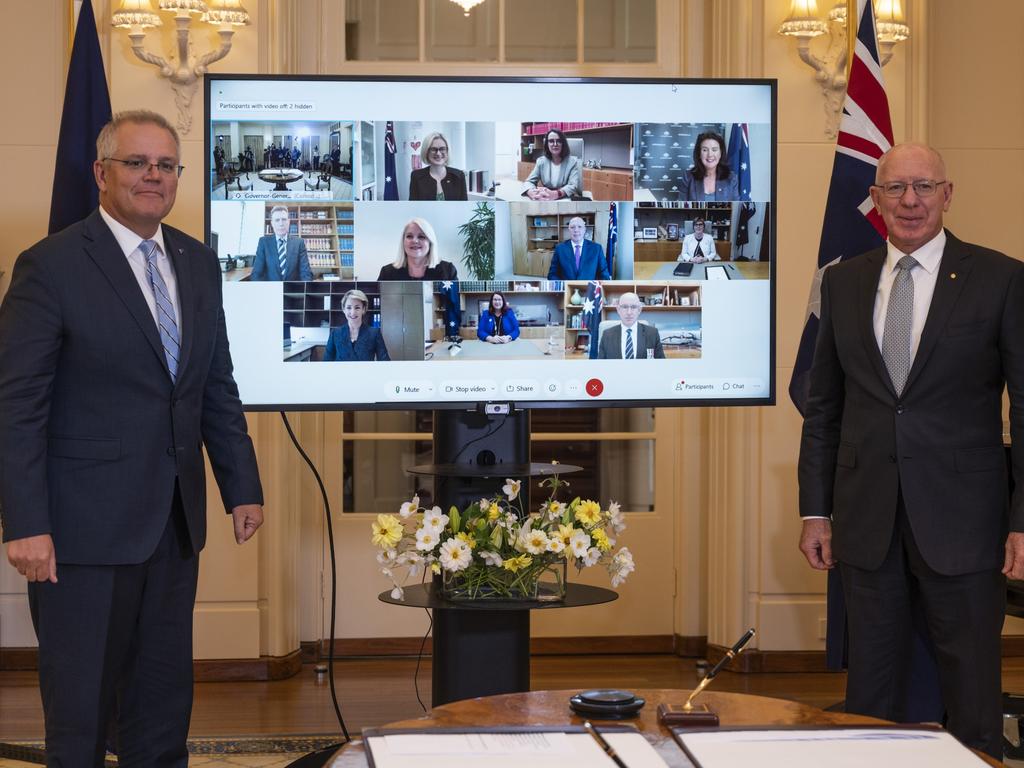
left=28, top=492, right=199, bottom=767
left=840, top=495, right=1005, bottom=758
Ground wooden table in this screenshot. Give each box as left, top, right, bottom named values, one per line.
left=633, top=260, right=769, bottom=280
left=327, top=688, right=1002, bottom=767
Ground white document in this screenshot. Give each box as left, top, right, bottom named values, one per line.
left=704, top=265, right=730, bottom=281
left=676, top=728, right=988, bottom=768
left=363, top=729, right=669, bottom=768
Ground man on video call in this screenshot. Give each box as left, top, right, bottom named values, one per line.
left=597, top=292, right=665, bottom=359
left=0, top=109, right=264, bottom=764
left=797, top=142, right=1024, bottom=759
left=547, top=216, right=611, bottom=281
left=251, top=204, right=313, bottom=281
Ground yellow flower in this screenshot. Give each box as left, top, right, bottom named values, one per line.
left=592, top=528, right=612, bottom=552
left=575, top=500, right=602, bottom=526
left=556, top=524, right=576, bottom=546
left=430, top=562, right=441, bottom=575
left=503, top=554, right=533, bottom=573
left=487, top=502, right=501, bottom=522
left=371, top=514, right=403, bottom=548
left=456, top=531, right=477, bottom=549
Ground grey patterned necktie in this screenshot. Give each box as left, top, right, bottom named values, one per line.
left=141, top=239, right=180, bottom=382
left=881, top=254, right=918, bottom=395
left=277, top=238, right=287, bottom=276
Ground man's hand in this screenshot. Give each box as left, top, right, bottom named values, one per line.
left=1003, top=532, right=1024, bottom=580
left=798, top=518, right=835, bottom=570
left=6, top=534, right=57, bottom=583
left=232, top=504, right=264, bottom=545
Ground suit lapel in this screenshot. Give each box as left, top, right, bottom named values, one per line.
left=903, top=231, right=971, bottom=394
left=82, top=211, right=168, bottom=373
left=165, top=227, right=196, bottom=380
left=856, top=247, right=893, bottom=395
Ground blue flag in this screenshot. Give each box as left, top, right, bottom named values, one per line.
left=584, top=281, right=603, bottom=359
left=383, top=121, right=399, bottom=201
left=725, top=124, right=751, bottom=202
left=440, top=281, right=461, bottom=341
left=49, top=0, right=112, bottom=235
left=606, top=203, right=617, bottom=277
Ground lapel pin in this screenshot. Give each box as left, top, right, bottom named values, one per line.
left=950, top=273, right=956, bottom=279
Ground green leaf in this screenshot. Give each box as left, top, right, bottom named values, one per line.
left=449, top=506, right=461, bottom=534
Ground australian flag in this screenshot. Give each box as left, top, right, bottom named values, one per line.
left=606, top=203, right=618, bottom=277
left=583, top=281, right=603, bottom=359
left=440, top=281, right=461, bottom=341
left=790, top=0, right=943, bottom=722
left=49, top=0, right=111, bottom=234
left=726, top=124, right=751, bottom=202
left=383, top=121, right=399, bottom=201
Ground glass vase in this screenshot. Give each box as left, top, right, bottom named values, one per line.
left=440, top=557, right=567, bottom=602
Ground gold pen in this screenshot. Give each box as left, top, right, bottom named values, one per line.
left=583, top=720, right=628, bottom=768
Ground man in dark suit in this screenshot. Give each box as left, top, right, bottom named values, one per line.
left=250, top=205, right=313, bottom=281
left=547, top=217, right=610, bottom=280
left=597, top=292, right=665, bottom=359
left=0, top=110, right=264, bottom=765
left=798, top=143, right=1024, bottom=759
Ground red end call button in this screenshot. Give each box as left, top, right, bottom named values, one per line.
left=586, top=378, right=604, bottom=397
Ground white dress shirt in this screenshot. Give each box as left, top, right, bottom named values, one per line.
left=99, top=206, right=182, bottom=336
left=678, top=232, right=719, bottom=262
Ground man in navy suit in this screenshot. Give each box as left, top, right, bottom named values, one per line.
left=0, top=110, right=264, bottom=765
left=250, top=205, right=313, bottom=281
left=798, top=143, right=1024, bottom=758
left=547, top=217, right=610, bottom=280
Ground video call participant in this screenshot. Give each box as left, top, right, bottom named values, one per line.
left=597, top=292, right=665, bottom=359
left=678, top=218, right=719, bottom=263
left=324, top=289, right=390, bottom=362
left=548, top=217, right=610, bottom=280
left=409, top=132, right=468, bottom=201
left=477, top=291, right=519, bottom=344
left=525, top=128, right=582, bottom=201
left=798, top=143, right=1024, bottom=759
left=680, top=131, right=739, bottom=202
left=250, top=205, right=313, bottom=282
left=0, top=110, right=264, bottom=763
left=377, top=218, right=459, bottom=281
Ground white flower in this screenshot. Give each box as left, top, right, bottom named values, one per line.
left=503, top=479, right=521, bottom=501
left=546, top=536, right=566, bottom=554
left=422, top=506, right=449, bottom=532
left=610, top=547, right=636, bottom=586
left=415, top=525, right=440, bottom=551
left=569, top=529, right=592, bottom=559
left=439, top=539, right=472, bottom=572
left=523, top=529, right=549, bottom=555
left=478, top=550, right=504, bottom=567
left=376, top=550, right=397, bottom=566
left=390, top=586, right=404, bottom=600
left=399, top=495, right=420, bottom=518
left=583, top=547, right=602, bottom=567
left=608, top=501, right=626, bottom=534
left=478, top=497, right=491, bottom=511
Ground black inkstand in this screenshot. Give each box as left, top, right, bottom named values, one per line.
left=569, top=689, right=646, bottom=719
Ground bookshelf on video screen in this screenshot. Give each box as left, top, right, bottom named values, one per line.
left=205, top=76, right=776, bottom=410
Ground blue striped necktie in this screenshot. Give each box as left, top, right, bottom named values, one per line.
left=625, top=327, right=634, bottom=359
left=278, top=238, right=287, bottom=276
left=141, top=239, right=180, bottom=382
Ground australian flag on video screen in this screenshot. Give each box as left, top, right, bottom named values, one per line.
left=49, top=0, right=111, bottom=234
left=440, top=281, right=461, bottom=341
left=383, top=121, right=399, bottom=201
left=606, top=203, right=617, bottom=277
left=584, top=282, right=603, bottom=359
left=726, top=124, right=751, bottom=202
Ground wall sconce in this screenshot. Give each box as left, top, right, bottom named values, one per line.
left=112, top=0, right=250, bottom=135
left=449, top=0, right=487, bottom=15
left=778, top=0, right=908, bottom=137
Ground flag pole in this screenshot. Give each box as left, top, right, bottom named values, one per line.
left=847, top=0, right=857, bottom=82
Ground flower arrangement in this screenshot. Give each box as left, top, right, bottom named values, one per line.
left=370, top=474, right=635, bottom=602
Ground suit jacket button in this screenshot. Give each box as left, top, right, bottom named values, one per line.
left=166, top=446, right=176, bottom=456
left=895, top=405, right=905, bottom=415
left=889, top=454, right=897, bottom=463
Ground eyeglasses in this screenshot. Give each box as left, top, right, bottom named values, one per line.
left=547, top=138, right=563, bottom=144
left=428, top=147, right=448, bottom=154
left=105, top=157, right=184, bottom=178
left=873, top=180, right=947, bottom=198
left=618, top=304, right=641, bottom=311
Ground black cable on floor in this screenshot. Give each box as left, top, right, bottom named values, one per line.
left=413, top=607, right=433, bottom=712
left=279, top=412, right=351, bottom=744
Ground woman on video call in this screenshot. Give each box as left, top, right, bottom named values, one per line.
left=408, top=132, right=468, bottom=201
left=524, top=128, right=582, bottom=201
left=377, top=218, right=459, bottom=281
left=324, top=289, right=391, bottom=362
left=477, top=291, right=520, bottom=344
left=680, top=130, right=739, bottom=201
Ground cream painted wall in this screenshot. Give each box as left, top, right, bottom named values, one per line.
left=3, top=0, right=1022, bottom=661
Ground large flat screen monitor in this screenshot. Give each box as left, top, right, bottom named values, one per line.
left=204, top=76, right=776, bottom=410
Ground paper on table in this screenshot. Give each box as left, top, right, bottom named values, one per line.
left=363, top=730, right=669, bottom=768
left=676, top=728, right=988, bottom=768
left=704, top=265, right=730, bottom=281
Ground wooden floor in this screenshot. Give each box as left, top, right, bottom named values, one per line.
left=3, top=653, right=1024, bottom=741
